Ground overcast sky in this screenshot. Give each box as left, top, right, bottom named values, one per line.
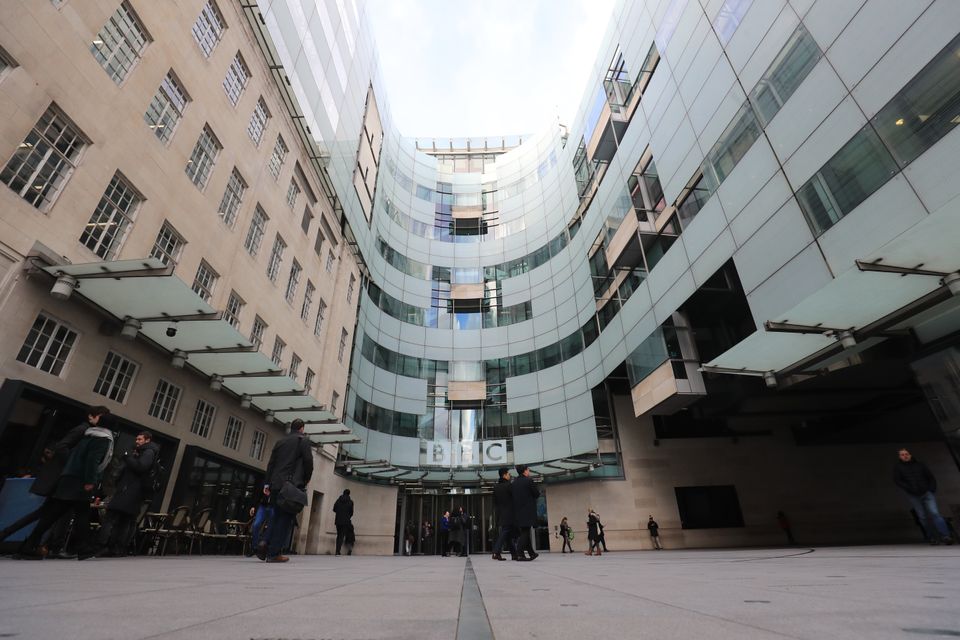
left=366, top=0, right=616, bottom=139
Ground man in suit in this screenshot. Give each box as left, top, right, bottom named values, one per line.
left=491, top=467, right=515, bottom=561
left=261, top=419, right=313, bottom=563
left=511, top=464, right=540, bottom=561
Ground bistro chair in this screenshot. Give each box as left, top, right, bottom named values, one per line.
left=156, top=506, right=191, bottom=556
left=200, top=518, right=230, bottom=555
left=185, top=507, right=212, bottom=555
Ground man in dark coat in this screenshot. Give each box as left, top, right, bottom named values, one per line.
left=18, top=411, right=114, bottom=560
left=97, top=431, right=159, bottom=556
left=261, top=419, right=313, bottom=563
left=491, top=467, right=515, bottom=561
left=511, top=464, right=540, bottom=561
left=0, top=407, right=108, bottom=546
left=893, top=448, right=953, bottom=545
left=333, top=489, right=354, bottom=555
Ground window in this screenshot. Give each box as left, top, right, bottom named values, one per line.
left=346, top=274, right=356, bottom=304
left=289, top=353, right=301, bottom=379
left=0, top=45, right=16, bottom=76
left=331, top=391, right=339, bottom=414
left=300, top=206, right=313, bottom=234
left=250, top=315, right=266, bottom=350
left=150, top=222, right=185, bottom=265
left=702, top=101, right=762, bottom=190
left=185, top=125, right=221, bottom=189
left=286, top=178, right=300, bottom=209
left=1, top=105, right=86, bottom=211
left=17, top=313, right=77, bottom=376
left=79, top=172, right=142, bottom=259
left=192, top=260, right=218, bottom=302
left=314, top=299, right=327, bottom=336
left=749, top=25, right=821, bottom=127
left=144, top=71, right=189, bottom=144
left=90, top=1, right=150, bottom=84
left=271, top=336, right=285, bottom=366
left=870, top=32, right=960, bottom=169
left=190, top=399, right=216, bottom=438
left=301, top=281, right=314, bottom=322
left=223, top=416, right=243, bottom=450
left=267, top=135, right=288, bottom=179
left=676, top=175, right=711, bottom=229
left=249, top=430, right=266, bottom=460
left=304, top=368, right=315, bottom=393
left=266, top=234, right=286, bottom=282
left=218, top=168, right=246, bottom=227
left=223, top=52, right=250, bottom=106
left=192, top=1, right=225, bottom=58
left=147, top=379, right=181, bottom=423
left=224, top=291, right=244, bottom=329
left=338, top=329, right=348, bottom=363
left=675, top=485, right=744, bottom=529
left=325, top=250, right=335, bottom=272
left=796, top=125, right=899, bottom=236
left=93, top=351, right=138, bottom=402
left=285, top=259, right=301, bottom=303
left=247, top=97, right=270, bottom=146
left=314, top=229, right=325, bottom=256
left=244, top=205, right=268, bottom=256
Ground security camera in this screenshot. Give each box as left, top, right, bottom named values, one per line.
left=166, top=325, right=178, bottom=338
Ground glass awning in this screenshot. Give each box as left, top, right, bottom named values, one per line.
left=705, top=195, right=960, bottom=376
left=40, top=258, right=339, bottom=432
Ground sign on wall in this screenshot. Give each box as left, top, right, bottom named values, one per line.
left=421, top=439, right=508, bottom=467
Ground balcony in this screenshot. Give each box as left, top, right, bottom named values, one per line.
left=626, top=317, right=706, bottom=417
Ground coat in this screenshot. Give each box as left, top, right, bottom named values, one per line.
left=492, top=478, right=515, bottom=528
left=449, top=510, right=467, bottom=545
left=30, top=422, right=88, bottom=496
left=587, top=513, right=600, bottom=540
left=894, top=459, right=937, bottom=496
left=647, top=520, right=660, bottom=536
left=54, top=433, right=112, bottom=502
left=333, top=494, right=354, bottom=525
left=107, top=441, right=159, bottom=515
left=511, top=474, right=539, bottom=528
left=265, top=432, right=313, bottom=490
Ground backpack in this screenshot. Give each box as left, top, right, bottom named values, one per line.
left=147, top=455, right=166, bottom=494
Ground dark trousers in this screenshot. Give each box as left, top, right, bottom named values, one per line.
left=438, top=530, right=449, bottom=555
left=515, top=526, right=535, bottom=558
left=493, top=525, right=516, bottom=556
left=266, top=507, right=295, bottom=558
left=98, top=510, right=135, bottom=554
left=335, top=523, right=349, bottom=554
left=21, top=498, right=92, bottom=553
left=561, top=534, right=573, bottom=552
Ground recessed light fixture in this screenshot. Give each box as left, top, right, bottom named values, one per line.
left=92, top=39, right=103, bottom=45
left=894, top=118, right=905, bottom=126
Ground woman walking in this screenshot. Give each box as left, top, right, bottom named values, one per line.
left=559, top=516, right=573, bottom=553
left=585, top=509, right=602, bottom=556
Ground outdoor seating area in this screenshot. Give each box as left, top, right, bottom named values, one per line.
left=136, top=506, right=252, bottom=556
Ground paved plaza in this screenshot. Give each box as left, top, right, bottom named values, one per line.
left=0, top=546, right=958, bottom=640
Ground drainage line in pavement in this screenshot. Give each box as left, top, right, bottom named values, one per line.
left=456, top=557, right=495, bottom=640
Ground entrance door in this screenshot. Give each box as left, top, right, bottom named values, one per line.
left=306, top=491, right=323, bottom=554
left=396, top=491, right=495, bottom=555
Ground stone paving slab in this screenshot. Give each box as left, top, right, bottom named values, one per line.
left=0, top=546, right=957, bottom=640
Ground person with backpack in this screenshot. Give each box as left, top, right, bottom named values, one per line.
left=0, top=406, right=110, bottom=549
left=17, top=410, right=114, bottom=560
left=333, top=489, right=354, bottom=555
left=96, top=430, right=159, bottom=557
left=261, top=419, right=313, bottom=563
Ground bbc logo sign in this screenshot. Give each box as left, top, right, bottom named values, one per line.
left=423, top=439, right=507, bottom=467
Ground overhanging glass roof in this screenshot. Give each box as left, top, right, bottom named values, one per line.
left=40, top=258, right=335, bottom=431
left=706, top=195, right=960, bottom=375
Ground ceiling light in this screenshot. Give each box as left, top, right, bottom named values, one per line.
left=943, top=272, right=960, bottom=297
left=50, top=274, right=78, bottom=300
left=240, top=394, right=251, bottom=409
left=18, top=142, right=33, bottom=149
left=120, top=317, right=141, bottom=339
left=92, top=39, right=103, bottom=45
left=209, top=374, right=223, bottom=391
left=171, top=349, right=187, bottom=369
left=264, top=410, right=274, bottom=423
left=763, top=371, right=777, bottom=388
left=894, top=118, right=905, bottom=126
left=835, top=330, right=857, bottom=349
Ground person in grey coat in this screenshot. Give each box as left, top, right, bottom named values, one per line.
left=97, top=431, right=159, bottom=556
left=511, top=464, right=540, bottom=561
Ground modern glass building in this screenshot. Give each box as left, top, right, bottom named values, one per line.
left=1, top=0, right=959, bottom=553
